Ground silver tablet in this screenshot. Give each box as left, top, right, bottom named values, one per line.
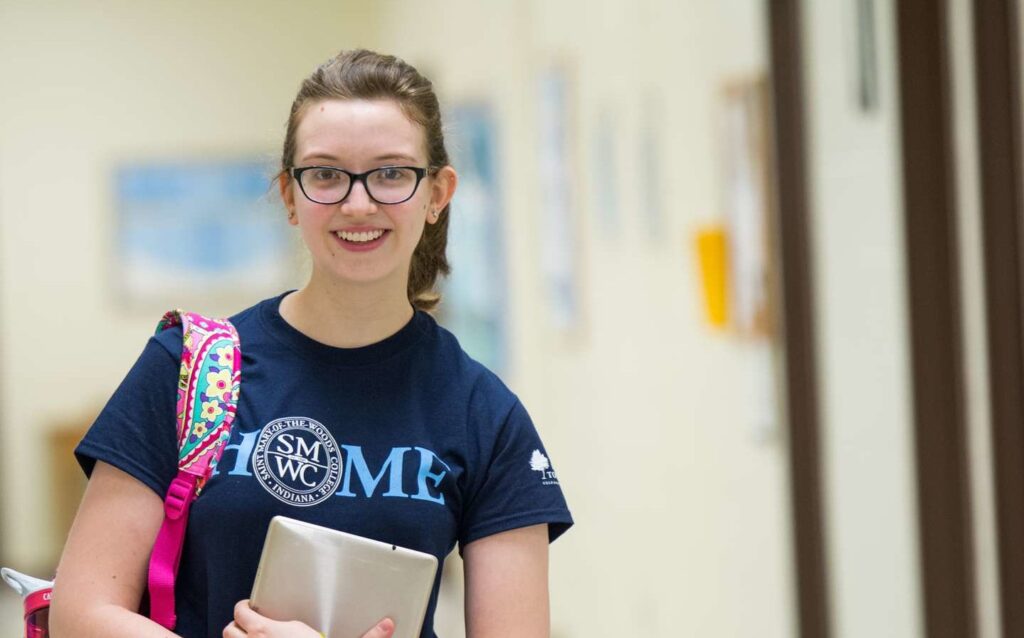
left=250, top=516, right=439, bottom=638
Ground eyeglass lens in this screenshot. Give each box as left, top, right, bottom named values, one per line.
left=300, top=167, right=420, bottom=204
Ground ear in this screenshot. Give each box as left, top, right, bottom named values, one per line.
left=426, top=166, right=458, bottom=225
left=279, top=171, right=298, bottom=226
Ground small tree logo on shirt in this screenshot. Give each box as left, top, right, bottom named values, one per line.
left=530, top=449, right=559, bottom=485
left=253, top=417, right=343, bottom=506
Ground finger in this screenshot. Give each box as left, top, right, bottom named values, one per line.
left=233, top=599, right=261, bottom=630
left=360, top=618, right=395, bottom=638
left=222, top=620, right=247, bottom=638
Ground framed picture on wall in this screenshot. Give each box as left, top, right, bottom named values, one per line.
left=719, top=76, right=778, bottom=340
left=440, top=102, right=508, bottom=374
left=536, top=63, right=584, bottom=334
left=112, top=157, right=293, bottom=310
left=853, top=0, right=880, bottom=112
left=639, top=89, right=666, bottom=245
left=591, top=103, right=621, bottom=237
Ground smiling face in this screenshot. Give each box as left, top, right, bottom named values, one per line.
left=281, top=98, right=455, bottom=296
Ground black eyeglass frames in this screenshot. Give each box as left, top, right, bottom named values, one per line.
left=289, top=165, right=429, bottom=205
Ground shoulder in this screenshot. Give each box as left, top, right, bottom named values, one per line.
left=423, top=315, right=519, bottom=411
left=226, top=296, right=267, bottom=330
left=145, top=294, right=279, bottom=366
left=417, top=318, right=528, bottom=450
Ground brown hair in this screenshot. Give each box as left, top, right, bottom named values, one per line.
left=282, top=49, right=451, bottom=312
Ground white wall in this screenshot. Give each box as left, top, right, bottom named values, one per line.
left=802, top=1, right=924, bottom=636
left=0, top=0, right=377, bottom=568
left=372, top=1, right=796, bottom=637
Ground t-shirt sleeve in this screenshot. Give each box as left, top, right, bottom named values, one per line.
left=74, top=330, right=181, bottom=498
left=458, top=399, right=573, bottom=551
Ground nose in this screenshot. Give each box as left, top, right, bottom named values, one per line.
left=339, top=177, right=377, bottom=215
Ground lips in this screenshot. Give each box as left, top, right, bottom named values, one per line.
left=335, top=228, right=387, bottom=243
left=331, top=228, right=391, bottom=252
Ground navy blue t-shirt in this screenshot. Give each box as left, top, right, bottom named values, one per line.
left=75, top=292, right=573, bottom=638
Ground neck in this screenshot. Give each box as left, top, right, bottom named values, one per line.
left=279, top=270, right=415, bottom=348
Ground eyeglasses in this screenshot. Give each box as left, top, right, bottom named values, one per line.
left=290, top=165, right=428, bottom=205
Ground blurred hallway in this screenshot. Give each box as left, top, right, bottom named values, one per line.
left=0, top=1, right=1021, bottom=637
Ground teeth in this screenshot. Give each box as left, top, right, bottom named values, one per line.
left=336, top=229, right=385, bottom=243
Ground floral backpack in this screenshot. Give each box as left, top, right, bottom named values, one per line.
left=1, top=310, right=241, bottom=637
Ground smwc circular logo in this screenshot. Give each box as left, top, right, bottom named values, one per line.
left=253, top=417, right=342, bottom=506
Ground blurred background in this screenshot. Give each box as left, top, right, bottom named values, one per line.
left=1, top=0, right=1020, bottom=637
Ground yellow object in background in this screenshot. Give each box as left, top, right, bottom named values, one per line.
left=696, top=226, right=730, bottom=328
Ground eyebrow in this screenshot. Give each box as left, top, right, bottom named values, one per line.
left=300, top=152, right=421, bottom=164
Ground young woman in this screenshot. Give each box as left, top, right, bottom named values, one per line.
left=50, top=49, right=572, bottom=638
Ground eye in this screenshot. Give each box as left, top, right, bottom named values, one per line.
left=371, top=167, right=415, bottom=186
left=310, top=168, right=341, bottom=182
left=382, top=167, right=415, bottom=181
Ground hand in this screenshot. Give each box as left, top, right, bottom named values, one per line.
left=223, top=600, right=395, bottom=638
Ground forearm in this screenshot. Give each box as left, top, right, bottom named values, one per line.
left=51, top=462, right=175, bottom=638
left=50, top=601, right=181, bottom=638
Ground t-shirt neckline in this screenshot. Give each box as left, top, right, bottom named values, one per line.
left=258, top=291, right=430, bottom=366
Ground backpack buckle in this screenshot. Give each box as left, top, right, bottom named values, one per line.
left=163, top=475, right=197, bottom=520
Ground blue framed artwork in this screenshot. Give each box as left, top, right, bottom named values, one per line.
left=640, top=92, right=665, bottom=243
left=592, top=105, right=621, bottom=236
left=536, top=66, right=582, bottom=332
left=114, top=158, right=292, bottom=306
left=441, top=103, right=508, bottom=374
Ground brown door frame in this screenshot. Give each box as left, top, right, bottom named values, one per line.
left=896, top=0, right=978, bottom=637
left=771, top=1, right=985, bottom=636
left=973, top=0, right=1024, bottom=636
left=767, top=2, right=831, bottom=637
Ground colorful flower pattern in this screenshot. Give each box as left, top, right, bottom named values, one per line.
left=200, top=400, right=223, bottom=422
left=205, top=369, right=232, bottom=402
left=215, top=346, right=233, bottom=367
left=156, top=310, right=240, bottom=481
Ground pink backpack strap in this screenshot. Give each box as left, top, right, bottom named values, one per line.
left=147, top=311, right=241, bottom=630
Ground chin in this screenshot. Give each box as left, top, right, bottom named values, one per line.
left=324, top=263, right=401, bottom=288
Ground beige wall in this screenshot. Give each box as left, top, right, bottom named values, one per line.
left=372, top=1, right=796, bottom=637
left=0, top=2, right=802, bottom=637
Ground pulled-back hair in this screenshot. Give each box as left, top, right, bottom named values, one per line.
left=282, top=49, right=451, bottom=312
